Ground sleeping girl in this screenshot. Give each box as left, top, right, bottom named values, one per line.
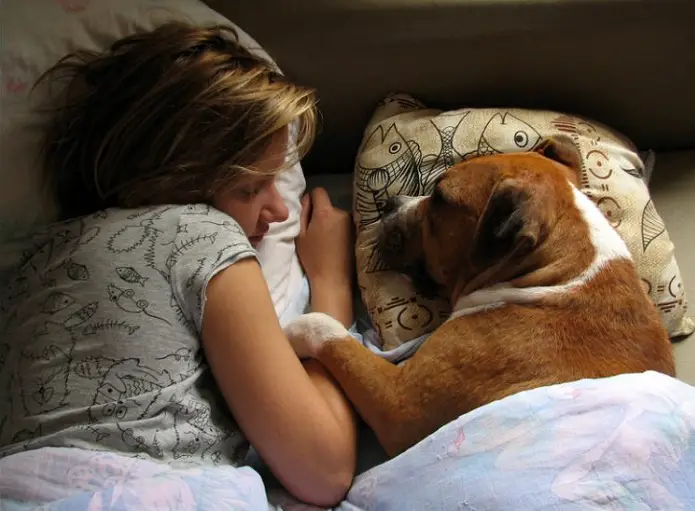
left=0, top=22, right=356, bottom=507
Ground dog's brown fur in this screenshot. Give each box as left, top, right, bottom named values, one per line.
left=315, top=139, right=675, bottom=457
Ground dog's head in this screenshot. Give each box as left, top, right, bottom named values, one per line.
left=377, top=136, right=586, bottom=301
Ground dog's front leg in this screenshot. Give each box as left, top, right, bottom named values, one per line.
left=284, top=313, right=417, bottom=456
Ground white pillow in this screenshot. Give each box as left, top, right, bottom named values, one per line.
left=0, top=0, right=307, bottom=318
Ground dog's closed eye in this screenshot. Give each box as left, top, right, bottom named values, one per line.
left=384, top=228, right=404, bottom=253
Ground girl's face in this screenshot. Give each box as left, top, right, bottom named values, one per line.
left=214, top=129, right=290, bottom=247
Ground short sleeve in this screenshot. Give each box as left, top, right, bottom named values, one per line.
left=169, top=205, right=257, bottom=334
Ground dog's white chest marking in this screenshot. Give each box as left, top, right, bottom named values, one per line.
left=449, top=186, right=631, bottom=320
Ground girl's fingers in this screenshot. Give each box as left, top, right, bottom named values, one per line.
left=299, top=193, right=311, bottom=236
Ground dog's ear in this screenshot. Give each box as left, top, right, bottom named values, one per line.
left=534, top=135, right=583, bottom=185
left=471, top=178, right=549, bottom=267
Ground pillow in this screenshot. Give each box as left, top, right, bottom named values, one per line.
left=353, top=93, right=694, bottom=350
left=0, top=0, right=306, bottom=319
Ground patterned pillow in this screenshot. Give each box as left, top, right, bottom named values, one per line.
left=353, top=93, right=693, bottom=350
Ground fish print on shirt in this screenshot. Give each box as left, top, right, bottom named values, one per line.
left=41, top=292, right=76, bottom=314
left=126, top=206, right=176, bottom=222
left=185, top=258, right=207, bottom=291
left=71, top=356, right=172, bottom=423
left=106, top=220, right=161, bottom=255
left=116, top=424, right=163, bottom=459
left=209, top=242, right=255, bottom=271
left=169, top=293, right=195, bottom=333
left=77, top=424, right=111, bottom=443
left=11, top=424, right=43, bottom=446
left=165, top=233, right=219, bottom=270
left=116, top=266, right=149, bottom=287
left=1, top=276, right=28, bottom=315
left=169, top=395, right=238, bottom=464
left=197, top=219, right=246, bottom=238
left=18, top=322, right=77, bottom=416
left=16, top=220, right=99, bottom=293
left=19, top=238, right=56, bottom=278
left=51, top=218, right=100, bottom=256
left=82, top=319, right=140, bottom=337
left=1, top=205, right=255, bottom=463
left=62, top=301, right=99, bottom=329
left=156, top=347, right=203, bottom=382
left=64, top=259, right=90, bottom=281
left=107, top=283, right=171, bottom=325
left=183, top=205, right=211, bottom=216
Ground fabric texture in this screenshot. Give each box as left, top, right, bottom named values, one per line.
left=0, top=205, right=256, bottom=467
left=353, top=93, right=693, bottom=349
left=341, top=370, right=695, bottom=511
left=0, top=447, right=270, bottom=510
left=1, top=371, right=693, bottom=510
left=0, top=0, right=308, bottom=321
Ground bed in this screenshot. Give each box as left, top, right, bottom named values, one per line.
left=4, top=174, right=694, bottom=510
left=1, top=1, right=695, bottom=509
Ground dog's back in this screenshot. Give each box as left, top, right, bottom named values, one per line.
left=431, top=178, right=675, bottom=412
left=435, top=257, right=673, bottom=413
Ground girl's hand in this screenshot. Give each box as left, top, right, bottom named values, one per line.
left=296, top=188, right=355, bottom=328
left=296, top=188, right=354, bottom=289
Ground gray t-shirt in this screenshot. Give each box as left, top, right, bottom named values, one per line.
left=0, top=204, right=257, bottom=467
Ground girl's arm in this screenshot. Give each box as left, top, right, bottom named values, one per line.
left=202, top=258, right=357, bottom=507
left=309, top=278, right=354, bottom=328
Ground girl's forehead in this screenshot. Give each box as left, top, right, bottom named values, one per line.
left=255, top=129, right=289, bottom=171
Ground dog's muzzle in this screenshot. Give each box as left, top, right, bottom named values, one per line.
left=377, top=195, right=422, bottom=269
left=377, top=195, right=442, bottom=298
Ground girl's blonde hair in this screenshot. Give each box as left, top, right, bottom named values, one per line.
left=37, top=22, right=317, bottom=219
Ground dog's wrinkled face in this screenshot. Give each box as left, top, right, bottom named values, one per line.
left=377, top=137, right=582, bottom=300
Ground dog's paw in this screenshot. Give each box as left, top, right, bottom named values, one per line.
left=283, top=312, right=350, bottom=359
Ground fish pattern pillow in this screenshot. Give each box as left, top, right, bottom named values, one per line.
left=353, top=93, right=693, bottom=350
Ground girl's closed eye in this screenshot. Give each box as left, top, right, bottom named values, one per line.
left=238, top=178, right=273, bottom=200
left=238, top=182, right=265, bottom=200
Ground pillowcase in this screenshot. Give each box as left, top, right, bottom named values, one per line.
left=353, top=93, right=694, bottom=350
left=0, top=0, right=306, bottom=319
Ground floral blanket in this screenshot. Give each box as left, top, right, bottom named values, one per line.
left=1, top=371, right=694, bottom=510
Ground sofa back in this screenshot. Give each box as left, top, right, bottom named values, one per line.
left=207, top=0, right=695, bottom=174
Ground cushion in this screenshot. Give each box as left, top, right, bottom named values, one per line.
left=353, top=93, right=694, bottom=350
left=0, top=0, right=307, bottom=319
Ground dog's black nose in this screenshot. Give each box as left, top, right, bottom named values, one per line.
left=383, top=196, right=406, bottom=216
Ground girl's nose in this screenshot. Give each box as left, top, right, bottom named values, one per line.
left=262, top=183, right=289, bottom=224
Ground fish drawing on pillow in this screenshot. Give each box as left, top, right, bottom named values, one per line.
left=355, top=124, right=423, bottom=227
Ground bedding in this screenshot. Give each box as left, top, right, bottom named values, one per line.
left=1, top=174, right=693, bottom=507
left=2, top=371, right=694, bottom=510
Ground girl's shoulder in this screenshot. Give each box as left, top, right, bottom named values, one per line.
left=2, top=204, right=249, bottom=282
left=27, top=204, right=243, bottom=241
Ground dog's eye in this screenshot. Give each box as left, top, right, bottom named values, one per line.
left=384, top=229, right=404, bottom=252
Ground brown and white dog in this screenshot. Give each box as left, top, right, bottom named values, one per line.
left=285, top=137, right=675, bottom=458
